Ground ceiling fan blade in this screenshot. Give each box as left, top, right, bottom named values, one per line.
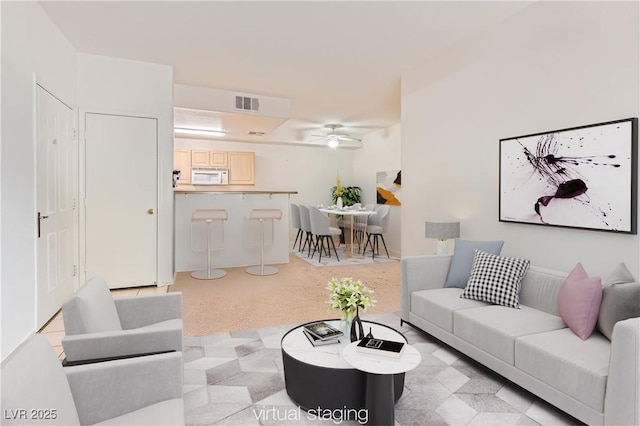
left=335, top=135, right=361, bottom=142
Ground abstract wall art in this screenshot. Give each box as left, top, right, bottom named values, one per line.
left=376, top=170, right=401, bottom=205
left=499, top=118, right=637, bottom=234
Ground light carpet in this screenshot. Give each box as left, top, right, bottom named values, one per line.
left=291, top=246, right=399, bottom=267
left=170, top=254, right=401, bottom=336
left=183, top=312, right=582, bottom=426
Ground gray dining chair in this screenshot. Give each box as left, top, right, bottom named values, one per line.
left=290, top=203, right=304, bottom=251
left=362, top=204, right=391, bottom=259
left=308, top=206, right=341, bottom=263
left=298, top=205, right=315, bottom=257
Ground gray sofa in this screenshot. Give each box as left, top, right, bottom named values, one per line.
left=1, top=334, right=184, bottom=425
left=401, top=254, right=640, bottom=426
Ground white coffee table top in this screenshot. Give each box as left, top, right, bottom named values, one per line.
left=281, top=320, right=407, bottom=370
left=341, top=341, right=421, bottom=375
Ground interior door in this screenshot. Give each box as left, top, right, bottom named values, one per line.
left=84, top=113, right=158, bottom=288
left=36, top=85, right=77, bottom=327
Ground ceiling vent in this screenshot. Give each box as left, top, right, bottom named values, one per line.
left=236, top=96, right=260, bottom=112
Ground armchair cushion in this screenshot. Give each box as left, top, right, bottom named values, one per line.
left=1, top=335, right=80, bottom=425
left=63, top=276, right=121, bottom=334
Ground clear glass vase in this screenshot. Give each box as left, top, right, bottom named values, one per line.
left=339, top=310, right=354, bottom=335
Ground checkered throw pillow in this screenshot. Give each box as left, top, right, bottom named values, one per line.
left=460, top=250, right=531, bottom=308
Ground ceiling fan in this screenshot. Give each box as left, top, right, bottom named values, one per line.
left=310, top=124, right=362, bottom=148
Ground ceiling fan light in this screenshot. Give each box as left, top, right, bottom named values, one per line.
left=327, top=138, right=339, bottom=149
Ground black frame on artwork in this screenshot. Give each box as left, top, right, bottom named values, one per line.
left=499, top=117, right=638, bottom=234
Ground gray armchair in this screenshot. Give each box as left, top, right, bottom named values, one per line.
left=1, top=334, right=184, bottom=425
left=62, top=276, right=183, bottom=364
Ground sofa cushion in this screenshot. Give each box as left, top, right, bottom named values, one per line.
left=453, top=305, right=566, bottom=365
left=557, top=263, right=602, bottom=340
left=460, top=250, right=530, bottom=308
left=597, top=281, right=640, bottom=340
left=515, top=328, right=610, bottom=412
left=411, top=288, right=488, bottom=332
left=518, top=266, right=566, bottom=316
left=603, top=262, right=635, bottom=286
left=444, top=239, right=504, bottom=288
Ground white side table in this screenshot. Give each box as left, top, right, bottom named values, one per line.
left=342, top=340, right=421, bottom=425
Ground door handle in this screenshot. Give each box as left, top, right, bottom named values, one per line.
left=37, top=212, right=49, bottom=238
left=147, top=209, right=155, bottom=215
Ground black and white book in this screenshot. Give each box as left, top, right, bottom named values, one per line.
left=303, top=321, right=343, bottom=341
left=303, top=329, right=341, bottom=347
left=356, top=337, right=405, bottom=359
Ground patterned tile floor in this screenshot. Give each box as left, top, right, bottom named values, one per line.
left=182, top=312, right=583, bottom=426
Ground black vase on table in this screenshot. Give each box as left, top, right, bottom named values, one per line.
left=350, top=307, right=365, bottom=342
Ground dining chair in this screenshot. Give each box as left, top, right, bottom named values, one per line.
left=362, top=204, right=391, bottom=259
left=308, top=206, right=341, bottom=263
left=297, top=205, right=315, bottom=257
left=353, top=203, right=375, bottom=252
left=290, top=203, right=304, bottom=251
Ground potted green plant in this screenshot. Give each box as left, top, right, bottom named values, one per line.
left=330, top=176, right=361, bottom=207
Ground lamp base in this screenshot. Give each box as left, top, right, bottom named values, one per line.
left=436, top=239, right=449, bottom=255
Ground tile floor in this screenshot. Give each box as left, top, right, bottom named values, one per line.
left=38, top=285, right=168, bottom=360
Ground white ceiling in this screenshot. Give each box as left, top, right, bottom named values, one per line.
left=39, top=1, right=533, bottom=145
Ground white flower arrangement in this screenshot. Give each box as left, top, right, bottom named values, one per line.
left=326, top=277, right=376, bottom=316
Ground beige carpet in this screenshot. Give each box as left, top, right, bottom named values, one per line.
left=169, top=253, right=401, bottom=336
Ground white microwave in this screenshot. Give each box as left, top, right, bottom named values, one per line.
left=191, top=167, right=229, bottom=185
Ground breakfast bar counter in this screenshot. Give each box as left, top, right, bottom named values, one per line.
left=174, top=189, right=297, bottom=272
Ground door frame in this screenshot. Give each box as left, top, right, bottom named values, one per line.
left=34, top=81, right=79, bottom=328
left=78, top=108, right=161, bottom=287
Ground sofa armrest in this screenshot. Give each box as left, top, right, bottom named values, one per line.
left=65, top=351, right=183, bottom=425
left=401, top=254, right=452, bottom=321
left=604, top=317, right=640, bottom=426
left=114, top=292, right=182, bottom=329
left=62, top=321, right=183, bottom=363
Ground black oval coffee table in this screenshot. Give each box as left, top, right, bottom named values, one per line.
left=281, top=319, right=407, bottom=423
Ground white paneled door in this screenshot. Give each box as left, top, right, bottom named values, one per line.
left=84, top=113, right=158, bottom=288
left=36, top=85, right=77, bottom=328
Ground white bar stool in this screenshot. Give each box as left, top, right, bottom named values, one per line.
left=191, top=209, right=228, bottom=280
left=245, top=209, right=282, bottom=276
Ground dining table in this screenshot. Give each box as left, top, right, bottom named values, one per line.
left=319, top=207, right=377, bottom=258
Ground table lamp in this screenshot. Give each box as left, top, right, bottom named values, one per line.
left=425, top=221, right=460, bottom=255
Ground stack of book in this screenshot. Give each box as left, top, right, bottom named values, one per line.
left=303, top=321, right=343, bottom=346
left=355, top=337, right=406, bottom=358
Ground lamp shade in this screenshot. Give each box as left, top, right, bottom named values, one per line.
left=425, top=221, right=460, bottom=240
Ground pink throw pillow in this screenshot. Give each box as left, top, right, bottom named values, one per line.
left=557, top=263, right=603, bottom=340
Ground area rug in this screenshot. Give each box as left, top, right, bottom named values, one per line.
left=182, top=311, right=581, bottom=426
left=291, top=246, right=399, bottom=267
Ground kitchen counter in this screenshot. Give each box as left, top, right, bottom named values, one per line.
left=174, top=185, right=298, bottom=195
left=174, top=192, right=293, bottom=271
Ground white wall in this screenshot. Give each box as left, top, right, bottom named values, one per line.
left=77, top=54, right=174, bottom=285
left=174, top=138, right=355, bottom=241
left=353, top=124, right=402, bottom=255
left=1, top=1, right=77, bottom=360
left=401, top=1, right=639, bottom=278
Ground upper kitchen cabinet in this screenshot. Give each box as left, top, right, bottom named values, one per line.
left=228, top=151, right=255, bottom=185
left=210, top=151, right=228, bottom=167
left=191, top=150, right=228, bottom=167
left=174, top=149, right=191, bottom=184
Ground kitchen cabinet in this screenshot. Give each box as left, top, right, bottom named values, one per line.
left=191, top=150, right=228, bottom=167
left=228, top=151, right=255, bottom=185
left=191, top=150, right=210, bottom=167
left=173, top=149, right=191, bottom=184
left=210, top=151, right=228, bottom=167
